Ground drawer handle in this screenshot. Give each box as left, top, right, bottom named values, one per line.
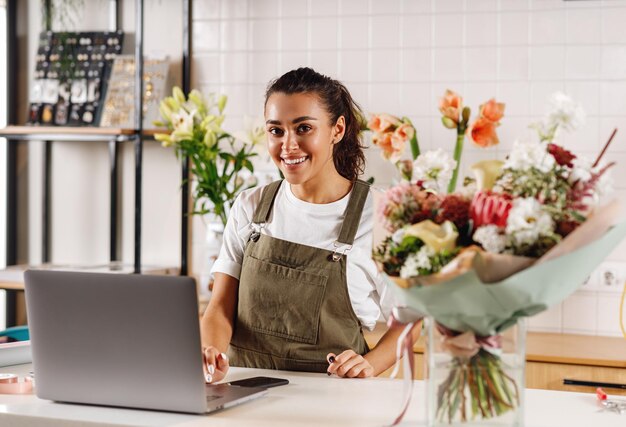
left=563, top=379, right=626, bottom=390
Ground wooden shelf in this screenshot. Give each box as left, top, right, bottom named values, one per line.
left=0, top=263, right=180, bottom=292
left=0, top=125, right=136, bottom=136
left=0, top=126, right=168, bottom=141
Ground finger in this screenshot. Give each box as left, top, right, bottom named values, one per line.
left=203, top=348, right=219, bottom=382
left=326, top=353, right=337, bottom=364
left=358, top=365, right=375, bottom=378
left=347, top=360, right=373, bottom=378
left=327, top=350, right=356, bottom=375
left=333, top=350, right=357, bottom=366
left=336, top=355, right=363, bottom=378
left=216, top=352, right=230, bottom=372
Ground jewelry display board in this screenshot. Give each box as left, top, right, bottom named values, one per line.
left=100, top=56, right=169, bottom=128
left=28, top=30, right=124, bottom=126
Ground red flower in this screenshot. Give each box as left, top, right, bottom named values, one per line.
left=547, top=143, right=576, bottom=167
left=436, top=195, right=471, bottom=229
left=470, top=191, right=512, bottom=228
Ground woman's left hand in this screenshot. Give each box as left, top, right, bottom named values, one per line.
left=326, top=350, right=374, bottom=378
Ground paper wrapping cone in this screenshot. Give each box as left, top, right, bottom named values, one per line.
left=384, top=201, right=626, bottom=336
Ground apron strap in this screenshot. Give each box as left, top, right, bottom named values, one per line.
left=252, top=180, right=283, bottom=224
left=336, top=179, right=371, bottom=246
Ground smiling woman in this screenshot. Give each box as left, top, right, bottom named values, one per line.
left=199, top=68, right=415, bottom=384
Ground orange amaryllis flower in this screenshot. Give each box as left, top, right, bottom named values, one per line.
left=368, top=113, right=401, bottom=133
left=466, top=117, right=500, bottom=147
left=373, top=132, right=404, bottom=162
left=439, top=89, right=463, bottom=124
left=391, top=123, right=415, bottom=146
left=479, top=98, right=505, bottom=122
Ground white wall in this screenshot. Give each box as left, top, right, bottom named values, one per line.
left=20, top=0, right=626, bottom=336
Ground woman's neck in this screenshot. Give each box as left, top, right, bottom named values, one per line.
left=289, top=171, right=352, bottom=204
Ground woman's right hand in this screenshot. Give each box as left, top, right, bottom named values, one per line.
left=202, top=346, right=230, bottom=383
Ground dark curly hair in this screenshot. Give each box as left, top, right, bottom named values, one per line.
left=264, top=67, right=366, bottom=182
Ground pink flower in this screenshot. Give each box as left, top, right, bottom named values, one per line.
left=439, top=89, right=463, bottom=124
left=467, top=117, right=500, bottom=148
left=368, top=113, right=401, bottom=133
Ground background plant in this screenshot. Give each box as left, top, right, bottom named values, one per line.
left=155, top=87, right=261, bottom=226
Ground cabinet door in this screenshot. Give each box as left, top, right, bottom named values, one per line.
left=526, top=362, right=626, bottom=396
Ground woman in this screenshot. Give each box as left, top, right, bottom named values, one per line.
left=201, top=67, right=405, bottom=383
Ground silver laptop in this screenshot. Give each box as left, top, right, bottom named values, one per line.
left=24, top=270, right=267, bottom=414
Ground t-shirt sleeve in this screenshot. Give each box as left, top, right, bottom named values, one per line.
left=210, top=193, right=252, bottom=280
left=373, top=270, right=397, bottom=321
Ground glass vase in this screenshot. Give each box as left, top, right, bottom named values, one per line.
left=424, top=317, right=526, bottom=427
left=198, top=219, right=224, bottom=297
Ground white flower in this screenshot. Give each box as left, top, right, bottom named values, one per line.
left=400, top=245, right=435, bottom=278
left=505, top=197, right=554, bottom=247
left=233, top=116, right=266, bottom=147
left=546, top=91, right=586, bottom=134
left=412, top=149, right=457, bottom=193
left=504, top=140, right=555, bottom=173
left=473, top=225, right=507, bottom=253
left=594, top=162, right=614, bottom=199
left=392, top=228, right=406, bottom=245
left=171, top=108, right=196, bottom=142
left=458, top=181, right=478, bottom=199
left=568, top=156, right=593, bottom=185
left=570, top=157, right=614, bottom=208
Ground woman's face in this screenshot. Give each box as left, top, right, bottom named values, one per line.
left=265, top=92, right=345, bottom=186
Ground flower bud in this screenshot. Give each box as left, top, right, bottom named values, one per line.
left=441, top=116, right=457, bottom=129
left=217, top=94, right=228, bottom=113
left=462, top=106, right=471, bottom=126
left=173, top=86, right=186, bottom=105
left=203, top=130, right=217, bottom=148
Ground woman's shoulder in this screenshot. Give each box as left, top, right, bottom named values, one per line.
left=233, top=180, right=284, bottom=216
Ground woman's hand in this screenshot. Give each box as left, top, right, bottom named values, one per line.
left=202, top=346, right=230, bottom=383
left=326, top=350, right=374, bottom=378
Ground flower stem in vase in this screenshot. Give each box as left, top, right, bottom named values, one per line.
left=435, top=349, right=519, bottom=424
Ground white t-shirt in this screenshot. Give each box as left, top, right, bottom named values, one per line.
left=211, top=181, right=394, bottom=331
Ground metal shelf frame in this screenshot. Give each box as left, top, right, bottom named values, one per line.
left=2, top=0, right=193, bottom=326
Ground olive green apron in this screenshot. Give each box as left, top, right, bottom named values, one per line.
left=228, top=179, right=371, bottom=372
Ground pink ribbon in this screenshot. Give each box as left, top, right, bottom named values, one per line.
left=386, top=312, right=422, bottom=427
left=436, top=323, right=502, bottom=359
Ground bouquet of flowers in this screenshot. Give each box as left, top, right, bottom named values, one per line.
left=375, top=91, right=623, bottom=425
left=155, top=87, right=263, bottom=225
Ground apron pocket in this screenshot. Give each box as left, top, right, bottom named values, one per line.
left=238, top=256, right=328, bottom=345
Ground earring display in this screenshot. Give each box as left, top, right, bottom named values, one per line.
left=27, top=30, right=124, bottom=127
left=100, top=55, right=170, bottom=129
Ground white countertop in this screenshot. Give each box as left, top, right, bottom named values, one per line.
left=0, top=363, right=624, bottom=427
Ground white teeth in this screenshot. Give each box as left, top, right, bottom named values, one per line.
left=283, top=157, right=307, bottom=165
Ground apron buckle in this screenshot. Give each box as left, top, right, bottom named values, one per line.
left=330, top=242, right=353, bottom=262
left=249, top=223, right=265, bottom=242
